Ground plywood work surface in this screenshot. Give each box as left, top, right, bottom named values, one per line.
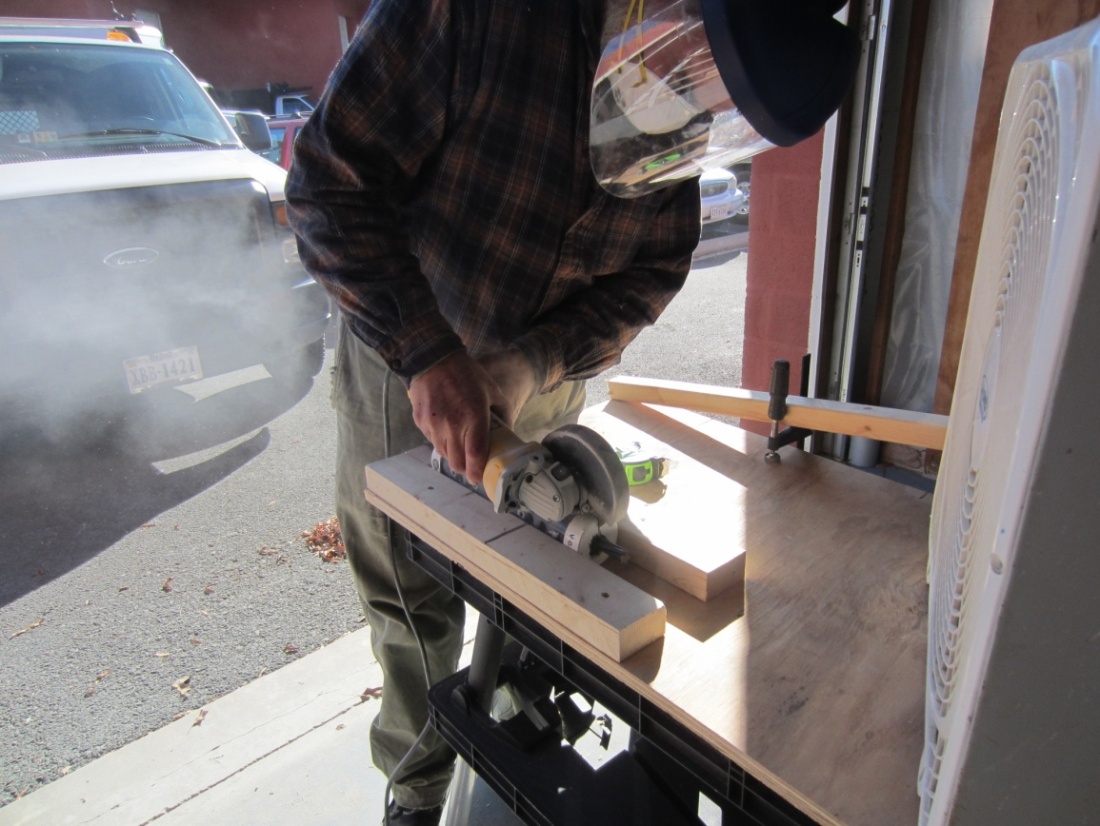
left=367, top=401, right=931, bottom=825
left=584, top=402, right=931, bottom=826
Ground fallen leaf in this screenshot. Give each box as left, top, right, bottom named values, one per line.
left=10, top=618, right=45, bottom=639
left=303, top=517, right=346, bottom=563
left=258, top=546, right=278, bottom=556
left=142, top=522, right=157, bottom=529
left=203, top=585, right=215, bottom=595
left=190, top=638, right=202, bottom=646
left=119, top=584, right=131, bottom=592
left=258, top=667, right=268, bottom=678
left=94, top=670, right=110, bottom=683
left=162, top=577, right=173, bottom=593
left=335, top=723, right=346, bottom=731
left=172, top=675, right=192, bottom=698
left=360, top=686, right=383, bottom=702
left=33, top=569, right=45, bottom=578
left=284, top=643, right=300, bottom=654
left=192, top=709, right=208, bottom=727
left=199, top=609, right=209, bottom=617
left=172, top=711, right=188, bottom=721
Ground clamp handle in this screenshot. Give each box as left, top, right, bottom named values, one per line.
left=765, top=357, right=813, bottom=463
left=768, top=359, right=790, bottom=422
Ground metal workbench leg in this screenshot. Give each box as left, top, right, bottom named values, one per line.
left=442, top=612, right=512, bottom=826
left=467, top=611, right=506, bottom=713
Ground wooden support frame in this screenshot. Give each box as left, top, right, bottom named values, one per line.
left=609, top=376, right=948, bottom=451
left=933, top=0, right=1100, bottom=414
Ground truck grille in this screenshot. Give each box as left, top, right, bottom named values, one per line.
left=0, top=180, right=287, bottom=382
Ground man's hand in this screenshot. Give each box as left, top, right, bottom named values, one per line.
left=407, top=348, right=539, bottom=486
left=408, top=352, right=495, bottom=485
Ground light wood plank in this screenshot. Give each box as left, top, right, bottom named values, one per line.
left=608, top=375, right=949, bottom=450
left=363, top=446, right=666, bottom=662
left=577, top=407, right=749, bottom=602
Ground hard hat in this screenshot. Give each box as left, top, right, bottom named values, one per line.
left=590, top=0, right=860, bottom=198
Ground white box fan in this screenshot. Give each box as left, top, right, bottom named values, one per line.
left=919, top=16, right=1100, bottom=825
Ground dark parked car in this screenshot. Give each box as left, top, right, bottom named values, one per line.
left=0, top=19, right=330, bottom=436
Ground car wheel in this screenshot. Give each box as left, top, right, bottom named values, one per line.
left=733, top=168, right=751, bottom=224
left=264, top=337, right=325, bottom=389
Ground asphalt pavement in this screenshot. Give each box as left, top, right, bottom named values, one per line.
left=0, top=228, right=748, bottom=818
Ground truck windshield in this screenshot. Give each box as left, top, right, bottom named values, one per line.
left=0, top=41, right=238, bottom=161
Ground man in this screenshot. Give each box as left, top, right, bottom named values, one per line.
left=287, top=1, right=855, bottom=823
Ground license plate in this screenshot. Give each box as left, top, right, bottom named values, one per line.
left=707, top=205, right=729, bottom=221
left=124, top=346, right=203, bottom=393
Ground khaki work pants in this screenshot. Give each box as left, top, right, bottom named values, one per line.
left=331, top=320, right=585, bottom=809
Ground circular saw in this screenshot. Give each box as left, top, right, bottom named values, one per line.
left=432, top=419, right=631, bottom=562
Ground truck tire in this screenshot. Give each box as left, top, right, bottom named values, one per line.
left=264, top=338, right=325, bottom=389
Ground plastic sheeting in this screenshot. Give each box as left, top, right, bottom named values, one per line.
left=880, top=0, right=994, bottom=412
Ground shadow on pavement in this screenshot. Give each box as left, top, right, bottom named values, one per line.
left=0, top=370, right=316, bottom=607
left=693, top=224, right=749, bottom=266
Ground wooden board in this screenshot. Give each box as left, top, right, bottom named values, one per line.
left=364, top=446, right=666, bottom=662
left=576, top=406, right=747, bottom=602
left=608, top=375, right=949, bottom=450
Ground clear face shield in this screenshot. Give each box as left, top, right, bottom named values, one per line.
left=590, top=0, right=860, bottom=198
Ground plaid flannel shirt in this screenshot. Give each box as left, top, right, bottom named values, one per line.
left=286, top=0, right=701, bottom=392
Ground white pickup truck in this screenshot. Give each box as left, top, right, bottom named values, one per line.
left=273, top=92, right=316, bottom=118
left=0, top=18, right=330, bottom=435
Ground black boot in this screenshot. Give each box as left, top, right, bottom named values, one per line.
left=384, top=800, right=444, bottom=826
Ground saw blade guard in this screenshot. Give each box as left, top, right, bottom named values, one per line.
left=541, top=424, right=630, bottom=529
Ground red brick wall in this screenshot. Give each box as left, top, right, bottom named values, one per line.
left=157, top=4, right=345, bottom=97
left=1, top=0, right=369, bottom=103
left=741, top=133, right=824, bottom=436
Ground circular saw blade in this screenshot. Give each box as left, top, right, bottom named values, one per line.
left=542, top=424, right=629, bottom=527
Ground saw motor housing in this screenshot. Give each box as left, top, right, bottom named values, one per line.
left=432, top=422, right=629, bottom=559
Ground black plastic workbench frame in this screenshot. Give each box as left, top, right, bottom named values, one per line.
left=408, top=534, right=820, bottom=826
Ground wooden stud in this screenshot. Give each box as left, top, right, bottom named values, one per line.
left=363, top=447, right=666, bottom=662
left=608, top=376, right=948, bottom=450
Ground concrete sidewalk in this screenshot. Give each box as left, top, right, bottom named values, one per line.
left=0, top=618, right=492, bottom=826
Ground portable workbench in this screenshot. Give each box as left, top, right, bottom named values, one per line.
left=365, top=400, right=932, bottom=826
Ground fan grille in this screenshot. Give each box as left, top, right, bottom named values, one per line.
left=921, top=62, right=1063, bottom=821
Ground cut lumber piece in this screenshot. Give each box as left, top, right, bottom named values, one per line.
left=363, top=446, right=666, bottom=662
left=608, top=375, right=949, bottom=450
left=577, top=408, right=748, bottom=602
